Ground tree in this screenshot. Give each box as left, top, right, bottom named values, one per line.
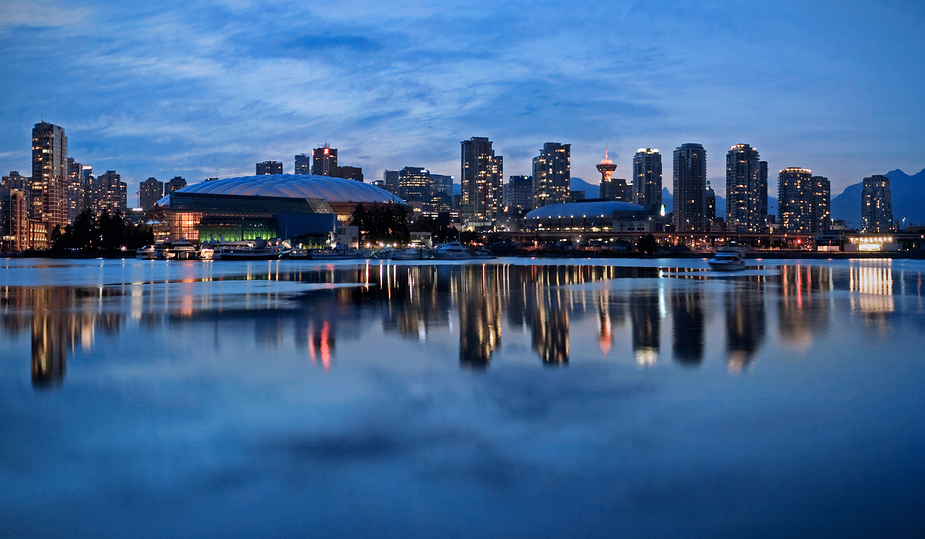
left=637, top=234, right=659, bottom=255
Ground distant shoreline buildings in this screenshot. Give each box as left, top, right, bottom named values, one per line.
left=0, top=119, right=905, bottom=252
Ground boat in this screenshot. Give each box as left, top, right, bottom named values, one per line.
left=290, top=247, right=368, bottom=260
left=432, top=241, right=472, bottom=260
left=214, top=239, right=290, bottom=260
left=135, top=245, right=157, bottom=259
left=155, top=240, right=199, bottom=260
left=390, top=248, right=427, bottom=260
left=708, top=249, right=747, bottom=271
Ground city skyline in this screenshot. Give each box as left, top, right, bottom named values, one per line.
left=1, top=1, right=922, bottom=200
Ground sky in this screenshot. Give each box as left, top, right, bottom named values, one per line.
left=1, top=0, right=923, bottom=205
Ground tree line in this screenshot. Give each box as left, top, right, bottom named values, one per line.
left=51, top=209, right=154, bottom=254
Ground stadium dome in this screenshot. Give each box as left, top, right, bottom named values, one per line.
left=526, top=200, right=645, bottom=219
left=155, top=174, right=403, bottom=207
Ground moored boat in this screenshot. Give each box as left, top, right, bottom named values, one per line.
left=708, top=249, right=746, bottom=271
left=432, top=241, right=472, bottom=260
left=214, top=239, right=290, bottom=260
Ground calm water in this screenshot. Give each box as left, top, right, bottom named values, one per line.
left=2, top=257, right=924, bottom=537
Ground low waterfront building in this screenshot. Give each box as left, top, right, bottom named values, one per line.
left=149, top=174, right=403, bottom=244
left=523, top=201, right=652, bottom=234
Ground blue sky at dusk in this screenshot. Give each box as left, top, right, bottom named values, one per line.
left=1, top=0, right=923, bottom=203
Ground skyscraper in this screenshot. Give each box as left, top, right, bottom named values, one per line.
left=632, top=148, right=662, bottom=212
left=705, top=181, right=716, bottom=227
left=256, top=161, right=283, bottom=175
left=725, top=144, right=768, bottom=233
left=532, top=142, right=570, bottom=207
left=672, top=143, right=707, bottom=233
left=861, top=175, right=892, bottom=233
left=778, top=167, right=813, bottom=232
left=139, top=177, right=164, bottom=210
left=460, top=137, right=503, bottom=228
left=811, top=176, right=831, bottom=233
left=339, top=165, right=363, bottom=182
left=294, top=154, right=311, bottom=175
left=31, top=121, right=68, bottom=229
left=312, top=145, right=338, bottom=176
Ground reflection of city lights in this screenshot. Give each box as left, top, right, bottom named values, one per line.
left=635, top=348, right=657, bottom=366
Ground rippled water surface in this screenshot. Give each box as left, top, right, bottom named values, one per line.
left=2, top=257, right=924, bottom=537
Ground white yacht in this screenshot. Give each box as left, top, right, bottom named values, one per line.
left=214, top=239, right=290, bottom=260
left=708, top=249, right=747, bottom=271
left=432, top=242, right=472, bottom=260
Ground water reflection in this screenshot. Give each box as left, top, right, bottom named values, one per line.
left=3, top=260, right=924, bottom=386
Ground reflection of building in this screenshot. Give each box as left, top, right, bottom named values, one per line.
left=861, top=175, right=892, bottom=233
left=458, top=266, right=502, bottom=367
left=725, top=280, right=766, bottom=371
left=532, top=142, right=570, bottom=208
left=631, top=289, right=660, bottom=365
left=532, top=287, right=569, bottom=364
left=673, top=143, right=707, bottom=233
left=671, top=287, right=704, bottom=365
left=849, top=260, right=894, bottom=314
left=777, top=264, right=832, bottom=350
left=460, top=137, right=503, bottom=229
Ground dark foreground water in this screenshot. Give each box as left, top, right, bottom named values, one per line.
left=2, top=257, right=924, bottom=538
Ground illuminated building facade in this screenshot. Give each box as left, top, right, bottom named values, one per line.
left=524, top=201, right=651, bottom=234
left=598, top=148, right=632, bottom=202
left=705, top=181, right=716, bottom=226
left=149, top=174, right=400, bottom=242
left=139, top=177, right=164, bottom=211
left=295, top=154, right=311, bottom=174
left=90, top=171, right=127, bottom=217
left=312, top=145, right=338, bottom=176
left=256, top=161, right=283, bottom=175
left=812, top=176, right=831, bottom=232
left=532, top=142, right=570, bottom=208
left=1, top=172, right=32, bottom=251
left=504, top=175, right=533, bottom=212
left=673, top=143, right=707, bottom=233
left=31, top=121, right=68, bottom=229
left=460, top=137, right=503, bottom=229
left=778, top=167, right=813, bottom=232
left=66, top=158, right=88, bottom=222
left=339, top=165, right=364, bottom=182
left=861, top=175, right=892, bottom=233
left=633, top=148, right=662, bottom=212
left=398, top=167, right=431, bottom=211
left=725, top=144, right=768, bottom=233
left=383, top=170, right=400, bottom=195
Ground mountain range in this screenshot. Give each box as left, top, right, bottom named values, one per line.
left=830, top=169, right=925, bottom=228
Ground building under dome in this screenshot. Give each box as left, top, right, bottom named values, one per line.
left=524, top=201, right=653, bottom=234
left=149, top=174, right=405, bottom=243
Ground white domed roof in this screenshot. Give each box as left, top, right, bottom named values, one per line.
left=156, top=174, right=404, bottom=206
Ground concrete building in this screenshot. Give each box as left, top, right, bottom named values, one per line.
left=861, top=175, right=892, bottom=233
left=166, top=176, right=187, bottom=195
left=339, top=165, right=363, bottom=182
left=504, top=175, right=533, bottom=212
left=139, top=177, right=165, bottom=211
left=257, top=161, right=283, bottom=175
left=673, top=143, right=707, bottom=233
left=532, top=142, right=571, bottom=208
left=294, top=154, right=311, bottom=175
left=725, top=144, right=768, bottom=233
left=524, top=201, right=652, bottom=234
left=312, top=145, right=338, bottom=176
left=383, top=170, right=400, bottom=195
left=633, top=148, right=662, bottom=212
left=460, top=137, right=503, bottom=229
left=91, top=170, right=127, bottom=216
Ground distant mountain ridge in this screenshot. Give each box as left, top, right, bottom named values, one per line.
left=831, top=169, right=925, bottom=228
